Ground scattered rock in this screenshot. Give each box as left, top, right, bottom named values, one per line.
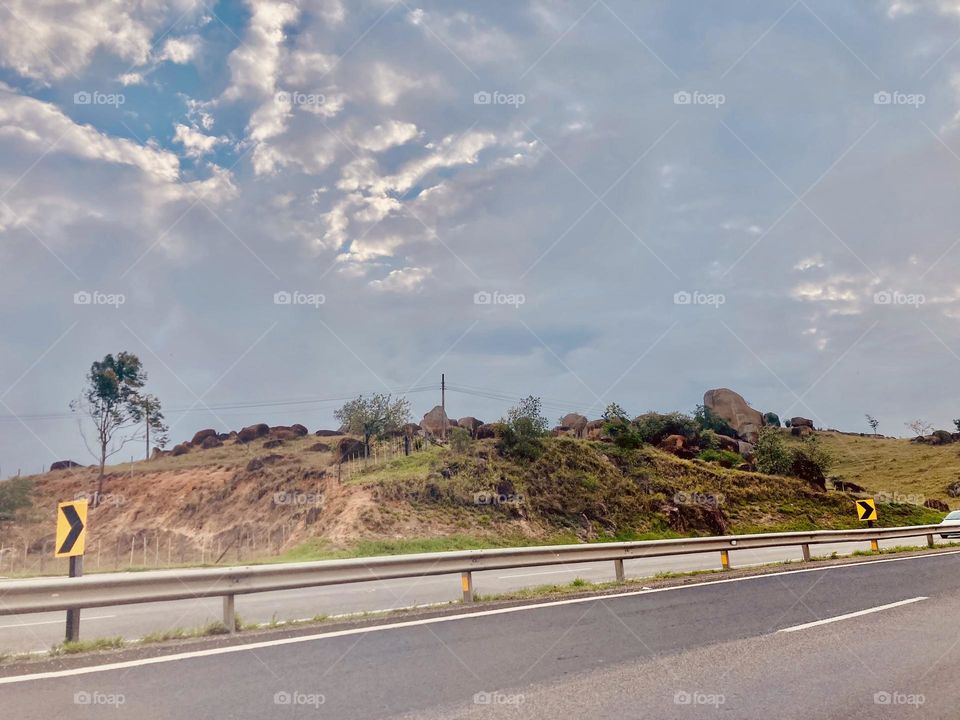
left=703, top=388, right=764, bottom=444
left=791, top=426, right=813, bottom=438
left=476, top=423, right=499, bottom=439
left=832, top=478, right=865, bottom=492
left=584, top=419, right=606, bottom=441
left=659, top=434, right=693, bottom=458
left=933, top=430, right=954, bottom=445
left=715, top=435, right=740, bottom=453
left=401, top=423, right=422, bottom=438
left=948, top=481, right=960, bottom=498
left=763, top=412, right=781, bottom=427
left=560, top=413, right=589, bottom=438
left=737, top=441, right=755, bottom=458
left=200, top=436, right=223, bottom=450
left=448, top=418, right=460, bottom=428
left=315, top=429, right=340, bottom=437
left=307, top=442, right=331, bottom=452
left=263, top=439, right=284, bottom=449
left=246, top=454, right=283, bottom=472
left=191, top=429, right=218, bottom=446
left=50, top=460, right=80, bottom=471
left=171, top=442, right=191, bottom=457
left=217, top=433, right=231, bottom=442
left=336, top=437, right=366, bottom=462
left=290, top=424, right=309, bottom=437
left=790, top=417, right=814, bottom=429
left=421, top=406, right=450, bottom=437
left=237, top=424, right=270, bottom=443
left=925, top=498, right=950, bottom=512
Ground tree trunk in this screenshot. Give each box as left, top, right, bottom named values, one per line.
left=95, top=444, right=106, bottom=508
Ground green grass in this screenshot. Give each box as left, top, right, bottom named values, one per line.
left=50, top=636, right=125, bottom=655
left=345, top=445, right=445, bottom=484
left=140, top=621, right=230, bottom=644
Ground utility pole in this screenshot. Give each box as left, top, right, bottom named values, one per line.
left=145, top=396, right=151, bottom=460
left=441, top=373, right=445, bottom=413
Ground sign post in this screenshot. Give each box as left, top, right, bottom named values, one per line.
left=55, top=499, right=88, bottom=643
left=855, top=499, right=879, bottom=551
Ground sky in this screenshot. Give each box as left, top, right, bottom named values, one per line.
left=2, top=0, right=960, bottom=475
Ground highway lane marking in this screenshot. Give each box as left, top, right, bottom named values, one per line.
left=0, top=615, right=115, bottom=630
left=777, top=597, right=928, bottom=633
left=2, top=549, right=958, bottom=685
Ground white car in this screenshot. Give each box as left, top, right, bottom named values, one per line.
left=940, top=510, right=960, bottom=538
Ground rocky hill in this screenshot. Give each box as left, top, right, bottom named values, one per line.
left=0, top=411, right=943, bottom=575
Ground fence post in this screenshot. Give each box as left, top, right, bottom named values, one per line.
left=614, top=558, right=625, bottom=582
left=223, top=595, right=236, bottom=633
left=927, top=534, right=935, bottom=548
left=461, top=571, right=474, bottom=602
left=720, top=550, right=731, bottom=570
left=65, top=556, right=83, bottom=642
left=801, top=544, right=811, bottom=562
left=870, top=539, right=879, bottom=552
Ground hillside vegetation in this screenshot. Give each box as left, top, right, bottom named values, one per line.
left=0, top=430, right=942, bottom=576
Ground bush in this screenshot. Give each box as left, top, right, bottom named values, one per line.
left=697, top=449, right=742, bottom=468
left=694, top=405, right=737, bottom=438
left=634, top=412, right=698, bottom=445
left=699, top=429, right=720, bottom=450
left=755, top=428, right=791, bottom=475
left=792, top=435, right=834, bottom=477
left=449, top=427, right=472, bottom=454
left=496, top=396, right=548, bottom=461
left=0, top=477, right=32, bottom=520
left=602, top=404, right=642, bottom=449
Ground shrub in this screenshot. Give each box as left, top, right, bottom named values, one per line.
left=634, top=412, right=698, bottom=445
left=449, top=427, right=473, bottom=454
left=755, top=428, right=791, bottom=475
left=0, top=477, right=32, bottom=520
left=698, top=449, right=742, bottom=468
left=792, top=435, right=834, bottom=477
left=496, top=396, right=548, bottom=460
left=699, top=429, right=720, bottom=450
left=602, top=404, right=642, bottom=449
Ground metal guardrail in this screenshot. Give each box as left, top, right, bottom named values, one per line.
left=0, top=524, right=948, bottom=640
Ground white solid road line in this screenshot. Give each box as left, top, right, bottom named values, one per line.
left=777, top=597, right=928, bottom=633
left=1, top=549, right=957, bottom=685
left=0, top=615, right=115, bottom=630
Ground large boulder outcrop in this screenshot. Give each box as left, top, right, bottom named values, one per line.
left=191, top=429, right=218, bottom=446
left=421, top=406, right=450, bottom=438
left=585, top=419, right=607, bottom=441
left=401, top=423, right=422, bottom=438
left=50, top=460, right=81, bottom=471
left=457, top=417, right=482, bottom=437
left=237, top=423, right=270, bottom=443
left=703, top=389, right=764, bottom=444
left=560, top=413, right=589, bottom=438
left=200, top=435, right=223, bottom=449
left=790, top=417, right=814, bottom=430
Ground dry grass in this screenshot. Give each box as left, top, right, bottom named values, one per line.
left=783, top=430, right=960, bottom=507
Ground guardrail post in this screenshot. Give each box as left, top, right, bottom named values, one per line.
left=927, top=534, right=935, bottom=548
left=65, top=555, right=82, bottom=643
left=720, top=550, right=731, bottom=570
left=801, top=544, right=811, bottom=562
left=614, top=558, right=625, bottom=583
left=870, top=539, right=880, bottom=552
left=461, top=571, right=474, bottom=603
left=223, top=594, right=236, bottom=633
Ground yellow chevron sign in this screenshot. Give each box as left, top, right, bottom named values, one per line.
left=855, top=498, right=877, bottom=522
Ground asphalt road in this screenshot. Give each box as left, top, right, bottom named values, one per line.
left=4, top=545, right=960, bottom=718
left=0, top=536, right=950, bottom=653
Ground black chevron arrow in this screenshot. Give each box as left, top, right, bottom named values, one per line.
left=58, top=504, right=84, bottom=554
left=857, top=501, right=874, bottom=518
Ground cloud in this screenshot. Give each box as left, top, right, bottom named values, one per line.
left=172, top=123, right=225, bottom=158
left=158, top=36, right=201, bottom=64
left=0, top=0, right=206, bottom=82
left=368, top=266, right=432, bottom=292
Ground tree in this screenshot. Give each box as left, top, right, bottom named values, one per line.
left=0, top=477, right=32, bottom=520
left=905, top=419, right=933, bottom=438
left=71, top=352, right=147, bottom=505
left=496, top=396, right=549, bottom=460
left=953, top=419, right=960, bottom=433
left=602, top=402, right=629, bottom=423
left=754, top=428, right=792, bottom=476
left=865, top=414, right=880, bottom=435
left=334, top=394, right=411, bottom=456
left=602, top=402, right=641, bottom=449
left=133, top=394, right=169, bottom=459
